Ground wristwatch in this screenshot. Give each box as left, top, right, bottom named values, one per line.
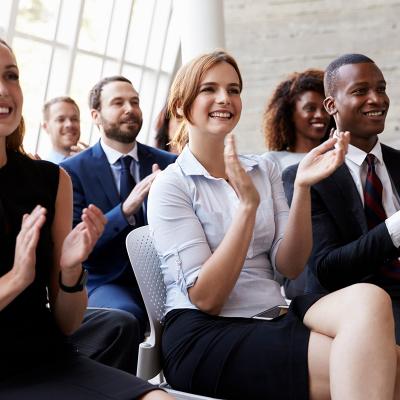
left=59, top=267, right=88, bottom=293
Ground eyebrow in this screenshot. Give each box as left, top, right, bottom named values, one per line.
left=200, top=81, right=240, bottom=87
left=302, top=101, right=318, bottom=106
left=349, top=79, right=386, bottom=87
left=110, top=95, right=139, bottom=102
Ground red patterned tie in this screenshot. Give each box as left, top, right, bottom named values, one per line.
left=364, top=154, right=400, bottom=278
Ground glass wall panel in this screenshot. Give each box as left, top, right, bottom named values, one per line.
left=78, top=0, right=113, bottom=54
left=0, top=0, right=13, bottom=36
left=13, top=37, right=52, bottom=153
left=45, top=47, right=70, bottom=98
left=69, top=52, right=103, bottom=144
left=3, top=0, right=180, bottom=151
left=102, top=59, right=120, bottom=78
left=136, top=68, right=156, bottom=143
left=125, top=0, right=155, bottom=66
left=122, top=64, right=143, bottom=89
left=146, top=0, right=171, bottom=70
left=161, top=13, right=180, bottom=73
left=16, top=0, right=60, bottom=40
left=106, top=0, right=133, bottom=59
left=56, top=0, right=82, bottom=46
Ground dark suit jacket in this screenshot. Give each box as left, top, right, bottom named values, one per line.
left=282, top=143, right=400, bottom=295
left=61, top=141, right=177, bottom=292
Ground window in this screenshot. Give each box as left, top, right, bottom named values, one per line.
left=0, top=0, right=180, bottom=156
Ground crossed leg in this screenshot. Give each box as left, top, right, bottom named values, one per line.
left=304, top=283, right=397, bottom=400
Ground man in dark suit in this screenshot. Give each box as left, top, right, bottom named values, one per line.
left=41, top=95, right=150, bottom=375
left=61, top=76, right=177, bottom=337
left=283, top=54, right=400, bottom=342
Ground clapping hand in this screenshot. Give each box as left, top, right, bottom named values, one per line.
left=12, top=205, right=47, bottom=288
left=69, top=141, right=89, bottom=157
left=224, top=133, right=260, bottom=208
left=60, top=204, right=107, bottom=272
left=295, top=131, right=350, bottom=188
left=122, top=163, right=160, bottom=217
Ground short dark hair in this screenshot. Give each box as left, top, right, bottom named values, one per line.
left=324, top=54, right=375, bottom=96
left=89, top=76, right=132, bottom=110
left=42, top=96, right=79, bottom=121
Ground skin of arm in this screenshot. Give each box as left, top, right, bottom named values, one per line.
left=187, top=134, right=260, bottom=315
left=49, top=168, right=87, bottom=335
left=50, top=168, right=106, bottom=335
left=275, top=133, right=350, bottom=279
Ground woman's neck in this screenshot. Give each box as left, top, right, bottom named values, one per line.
left=292, top=136, right=321, bottom=153
left=189, top=134, right=227, bottom=179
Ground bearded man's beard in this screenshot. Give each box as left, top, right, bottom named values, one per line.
left=101, top=115, right=143, bottom=144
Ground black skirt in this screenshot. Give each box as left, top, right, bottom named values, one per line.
left=162, top=294, right=323, bottom=399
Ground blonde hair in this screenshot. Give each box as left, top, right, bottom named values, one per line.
left=168, top=50, right=243, bottom=152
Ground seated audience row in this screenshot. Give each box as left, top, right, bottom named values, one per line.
left=283, top=53, right=400, bottom=345
left=147, top=50, right=400, bottom=399
left=3, top=28, right=400, bottom=399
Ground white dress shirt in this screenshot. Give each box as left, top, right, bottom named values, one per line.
left=44, top=149, right=67, bottom=165
left=345, top=140, right=400, bottom=247
left=262, top=151, right=306, bottom=174
left=147, top=145, right=288, bottom=318
left=100, top=139, right=141, bottom=224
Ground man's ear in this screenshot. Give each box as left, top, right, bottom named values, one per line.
left=323, top=96, right=337, bottom=116
left=91, top=109, right=101, bottom=125
left=42, top=121, right=48, bottom=132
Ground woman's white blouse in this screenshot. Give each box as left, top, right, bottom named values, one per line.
left=147, top=146, right=289, bottom=318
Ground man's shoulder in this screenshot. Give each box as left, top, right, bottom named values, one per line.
left=281, top=162, right=299, bottom=182
left=137, top=142, right=177, bottom=163
left=381, top=142, right=400, bottom=157
left=60, top=142, right=102, bottom=170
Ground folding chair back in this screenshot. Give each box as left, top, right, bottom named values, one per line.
left=126, top=225, right=222, bottom=399
left=126, top=225, right=165, bottom=380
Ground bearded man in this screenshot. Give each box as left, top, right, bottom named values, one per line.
left=61, top=76, right=176, bottom=341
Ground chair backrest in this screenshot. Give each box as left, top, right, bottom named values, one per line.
left=127, top=226, right=224, bottom=400
left=126, top=225, right=166, bottom=380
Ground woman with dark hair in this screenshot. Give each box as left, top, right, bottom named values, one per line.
left=0, top=38, right=171, bottom=400
left=262, top=69, right=334, bottom=172
left=262, top=69, right=335, bottom=298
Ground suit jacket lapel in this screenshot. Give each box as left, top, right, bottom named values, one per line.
left=92, top=142, right=120, bottom=205
left=382, top=144, right=400, bottom=198
left=315, top=164, right=368, bottom=233
left=137, top=142, right=155, bottom=180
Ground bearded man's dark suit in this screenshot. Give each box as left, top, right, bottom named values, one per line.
left=282, top=143, right=400, bottom=341
left=61, top=141, right=176, bottom=328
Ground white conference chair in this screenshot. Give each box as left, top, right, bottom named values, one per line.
left=126, top=226, right=221, bottom=400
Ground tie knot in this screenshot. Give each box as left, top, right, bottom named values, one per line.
left=365, top=153, right=376, bottom=168
left=120, top=155, right=133, bottom=171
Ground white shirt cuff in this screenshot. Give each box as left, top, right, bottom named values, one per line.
left=385, top=211, right=400, bottom=248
